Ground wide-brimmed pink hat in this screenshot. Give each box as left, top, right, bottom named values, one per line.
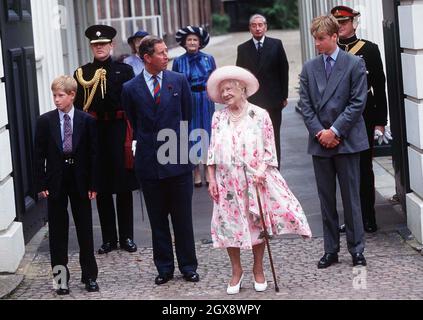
left=207, top=66, right=259, bottom=104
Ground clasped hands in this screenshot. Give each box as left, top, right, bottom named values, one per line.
left=208, top=164, right=267, bottom=203
left=38, top=190, right=97, bottom=200
left=316, top=129, right=340, bottom=149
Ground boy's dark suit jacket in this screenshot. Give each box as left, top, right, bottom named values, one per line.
left=34, top=108, right=98, bottom=198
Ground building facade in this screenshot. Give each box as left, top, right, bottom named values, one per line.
left=399, top=1, right=423, bottom=244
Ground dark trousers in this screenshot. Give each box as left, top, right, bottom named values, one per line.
left=48, top=164, right=98, bottom=284
left=268, top=108, right=282, bottom=168
left=96, top=191, right=134, bottom=244
left=141, top=173, right=198, bottom=276
left=360, top=123, right=376, bottom=225
left=313, top=153, right=365, bottom=255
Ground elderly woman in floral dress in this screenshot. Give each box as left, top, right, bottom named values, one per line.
left=206, top=66, right=312, bottom=295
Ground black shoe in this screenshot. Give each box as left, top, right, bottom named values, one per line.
left=83, top=279, right=99, bottom=292
left=155, top=273, right=174, bottom=285
left=317, top=253, right=339, bottom=269
left=339, top=224, right=346, bottom=233
left=352, top=253, right=367, bottom=266
left=183, top=271, right=200, bottom=283
left=56, top=287, right=70, bottom=295
left=194, top=182, right=202, bottom=188
left=364, top=222, right=378, bottom=233
left=120, top=238, right=137, bottom=253
left=98, top=242, right=117, bottom=254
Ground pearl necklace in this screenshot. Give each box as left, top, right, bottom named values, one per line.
left=228, top=103, right=248, bottom=122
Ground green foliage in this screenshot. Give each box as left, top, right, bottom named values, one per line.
left=211, top=13, right=231, bottom=35
left=246, top=0, right=299, bottom=29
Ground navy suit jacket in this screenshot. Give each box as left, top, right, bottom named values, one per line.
left=299, top=49, right=369, bottom=157
left=34, top=108, right=98, bottom=198
left=122, top=70, right=194, bottom=180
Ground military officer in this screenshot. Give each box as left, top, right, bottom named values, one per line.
left=74, top=25, right=139, bottom=253
left=331, top=6, right=388, bottom=233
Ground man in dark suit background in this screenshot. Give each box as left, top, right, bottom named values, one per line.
left=34, top=76, right=99, bottom=295
left=122, top=36, right=199, bottom=285
left=236, top=14, right=289, bottom=167
left=299, top=15, right=369, bottom=269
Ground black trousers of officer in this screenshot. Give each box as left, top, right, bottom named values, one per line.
left=96, top=191, right=134, bottom=244
left=360, top=121, right=376, bottom=226
left=48, top=162, right=98, bottom=285
left=141, top=173, right=198, bottom=276
left=268, top=108, right=282, bottom=168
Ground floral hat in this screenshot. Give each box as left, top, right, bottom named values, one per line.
left=207, top=66, right=259, bottom=104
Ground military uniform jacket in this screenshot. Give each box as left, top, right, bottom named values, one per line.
left=74, top=57, right=138, bottom=193
left=338, top=35, right=388, bottom=127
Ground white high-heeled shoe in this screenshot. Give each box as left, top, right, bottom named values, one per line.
left=254, top=277, right=268, bottom=292
left=226, top=273, right=244, bottom=295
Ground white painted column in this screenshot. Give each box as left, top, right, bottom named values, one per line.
left=299, top=0, right=385, bottom=63
left=31, top=0, right=65, bottom=115
left=0, top=39, right=25, bottom=273
left=399, top=1, right=423, bottom=244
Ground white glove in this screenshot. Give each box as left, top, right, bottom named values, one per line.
left=132, top=140, right=137, bottom=157
left=374, top=129, right=393, bottom=145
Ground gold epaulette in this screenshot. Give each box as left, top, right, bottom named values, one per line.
left=348, top=40, right=366, bottom=56
left=75, top=67, right=107, bottom=112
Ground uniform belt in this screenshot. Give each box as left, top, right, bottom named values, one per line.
left=64, top=155, right=75, bottom=165
left=191, top=85, right=206, bottom=92
left=89, top=110, right=126, bottom=121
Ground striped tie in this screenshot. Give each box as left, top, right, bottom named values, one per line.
left=152, top=75, right=161, bottom=105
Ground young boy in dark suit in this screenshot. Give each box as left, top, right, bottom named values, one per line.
left=34, top=76, right=100, bottom=295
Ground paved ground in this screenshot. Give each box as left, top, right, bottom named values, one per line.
left=3, top=30, right=423, bottom=301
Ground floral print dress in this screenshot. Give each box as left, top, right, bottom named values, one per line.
left=207, top=103, right=312, bottom=249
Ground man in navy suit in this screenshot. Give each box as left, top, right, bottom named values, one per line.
left=122, top=36, right=199, bottom=285
left=34, top=76, right=99, bottom=294
left=299, top=16, right=369, bottom=269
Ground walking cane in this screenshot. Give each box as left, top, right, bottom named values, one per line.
left=255, top=184, right=280, bottom=292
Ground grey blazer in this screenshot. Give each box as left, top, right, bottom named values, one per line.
left=299, top=49, right=369, bottom=157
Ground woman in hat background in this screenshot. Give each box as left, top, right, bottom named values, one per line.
left=172, top=26, right=216, bottom=187
left=206, top=66, right=312, bottom=294
left=124, top=30, right=149, bottom=76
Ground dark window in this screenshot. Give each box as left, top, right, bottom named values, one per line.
left=21, top=0, right=32, bottom=20
left=7, top=0, right=20, bottom=21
